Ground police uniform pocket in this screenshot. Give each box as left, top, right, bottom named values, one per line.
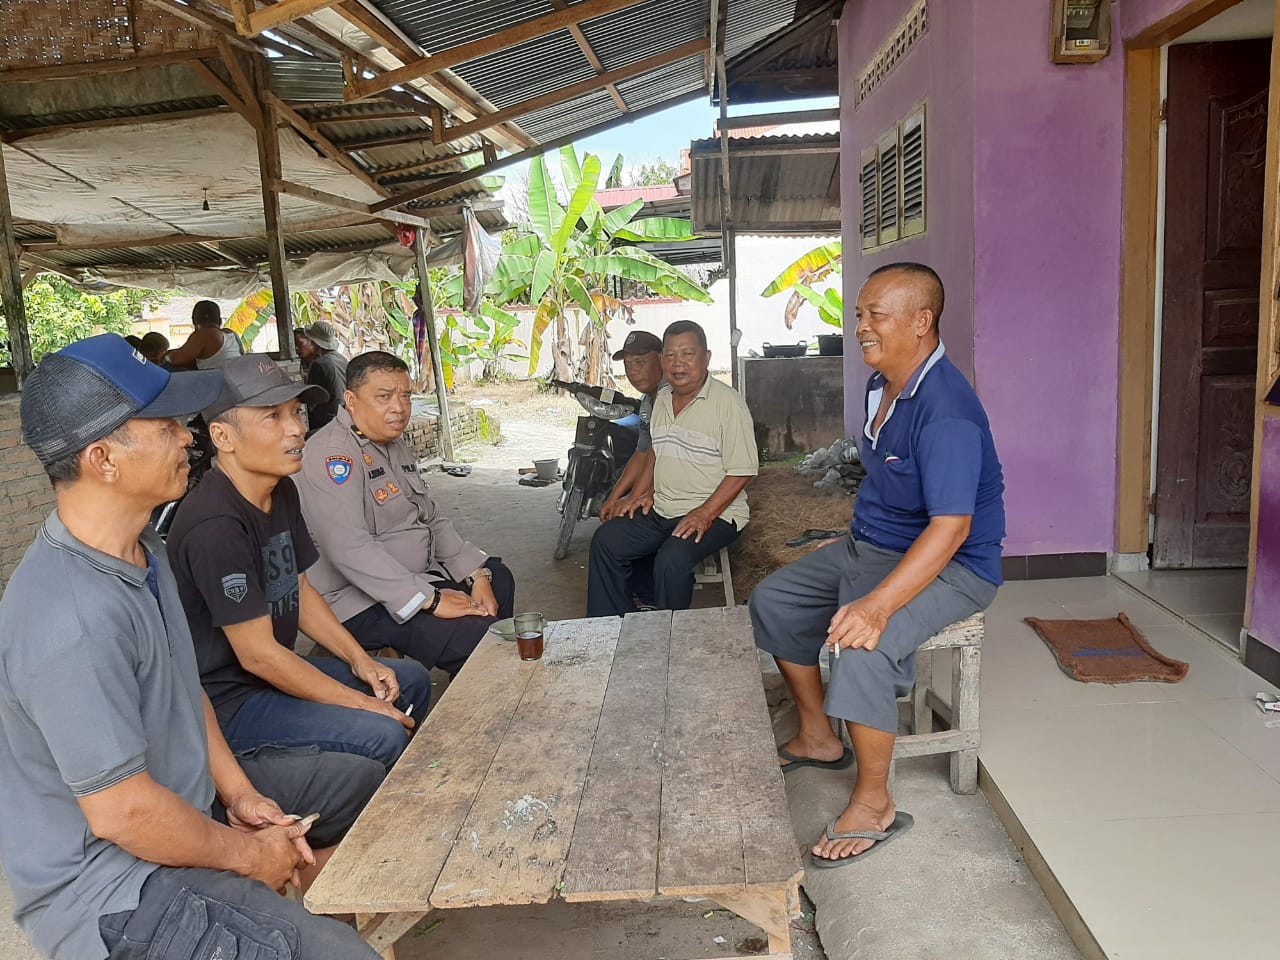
left=878, top=456, right=923, bottom=511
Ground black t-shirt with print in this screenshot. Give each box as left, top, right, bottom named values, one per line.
left=167, top=468, right=319, bottom=724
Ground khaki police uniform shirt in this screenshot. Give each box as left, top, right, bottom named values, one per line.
left=651, top=375, right=758, bottom=529
left=296, top=406, right=488, bottom=624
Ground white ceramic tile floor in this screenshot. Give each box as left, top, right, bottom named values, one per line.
left=981, top=578, right=1280, bottom=960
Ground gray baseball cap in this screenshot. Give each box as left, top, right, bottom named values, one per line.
left=203, top=353, right=329, bottom=421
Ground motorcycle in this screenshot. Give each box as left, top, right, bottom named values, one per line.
left=152, top=414, right=215, bottom=539
left=551, top=380, right=642, bottom=560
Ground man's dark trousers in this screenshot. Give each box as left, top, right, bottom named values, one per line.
left=587, top=511, right=739, bottom=617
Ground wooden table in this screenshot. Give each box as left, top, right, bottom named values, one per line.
left=305, top=607, right=804, bottom=959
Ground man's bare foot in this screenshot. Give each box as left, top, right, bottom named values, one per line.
left=812, top=797, right=896, bottom=860
left=778, top=731, right=845, bottom=767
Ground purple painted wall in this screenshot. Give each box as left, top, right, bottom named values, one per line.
left=1251, top=416, right=1280, bottom=652
left=971, top=1, right=1126, bottom=554
left=839, top=0, right=976, bottom=425
left=1121, top=0, right=1193, bottom=39
left=840, top=0, right=1127, bottom=555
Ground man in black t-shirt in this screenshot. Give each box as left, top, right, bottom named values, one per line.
left=168, top=354, right=432, bottom=771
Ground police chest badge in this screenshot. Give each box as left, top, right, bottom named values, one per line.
left=373, top=487, right=389, bottom=504
left=326, top=455, right=353, bottom=484
left=362, top=453, right=373, bottom=466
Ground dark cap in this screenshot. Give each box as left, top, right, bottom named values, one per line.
left=611, top=330, right=663, bottom=361
left=204, top=353, right=329, bottom=421
left=20, top=333, right=223, bottom=467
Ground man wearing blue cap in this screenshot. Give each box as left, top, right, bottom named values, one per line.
left=0, top=335, right=379, bottom=960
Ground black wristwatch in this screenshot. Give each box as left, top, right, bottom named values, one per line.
left=425, top=591, right=443, bottom=616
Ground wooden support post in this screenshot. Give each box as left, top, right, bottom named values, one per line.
left=252, top=61, right=294, bottom=358
left=715, top=52, right=740, bottom=390
left=0, top=145, right=34, bottom=384
left=415, top=229, right=454, bottom=462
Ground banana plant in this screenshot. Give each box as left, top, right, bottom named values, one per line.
left=761, top=241, right=843, bottom=329
left=485, top=145, right=710, bottom=381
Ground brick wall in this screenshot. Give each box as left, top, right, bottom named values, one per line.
left=0, top=395, right=56, bottom=592
left=403, top=407, right=501, bottom=460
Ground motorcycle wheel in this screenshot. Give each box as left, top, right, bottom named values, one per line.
left=554, top=485, right=585, bottom=561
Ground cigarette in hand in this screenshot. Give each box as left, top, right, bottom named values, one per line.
left=404, top=703, right=415, bottom=718
left=833, top=641, right=840, bottom=660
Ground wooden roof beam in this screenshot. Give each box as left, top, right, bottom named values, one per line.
left=343, top=0, right=650, bottom=102
left=228, top=0, right=346, bottom=37
left=0, top=48, right=218, bottom=84
left=264, top=92, right=391, bottom=197
left=430, top=39, right=707, bottom=147
left=546, top=0, right=627, bottom=113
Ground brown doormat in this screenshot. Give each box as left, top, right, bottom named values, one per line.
left=1024, top=613, right=1190, bottom=683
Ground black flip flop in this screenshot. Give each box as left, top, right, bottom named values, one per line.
left=777, top=745, right=854, bottom=773
left=808, top=812, right=915, bottom=868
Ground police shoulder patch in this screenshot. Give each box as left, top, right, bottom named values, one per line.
left=326, top=455, right=353, bottom=484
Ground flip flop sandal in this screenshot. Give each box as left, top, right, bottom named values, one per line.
left=808, top=812, right=915, bottom=869
left=777, top=745, right=855, bottom=773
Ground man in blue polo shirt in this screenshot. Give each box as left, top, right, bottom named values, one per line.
left=750, top=262, right=1005, bottom=868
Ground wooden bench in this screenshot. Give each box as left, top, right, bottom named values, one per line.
left=306, top=607, right=803, bottom=960
left=890, top=612, right=984, bottom=795
left=693, top=546, right=735, bottom=605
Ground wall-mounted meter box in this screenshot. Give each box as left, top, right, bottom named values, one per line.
left=1051, top=0, right=1111, bottom=64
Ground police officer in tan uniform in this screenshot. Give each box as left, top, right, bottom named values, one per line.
left=296, top=352, right=515, bottom=676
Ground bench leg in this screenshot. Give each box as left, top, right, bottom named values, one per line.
left=355, top=910, right=432, bottom=960
left=948, top=645, right=981, bottom=795
left=710, top=883, right=795, bottom=959
left=911, top=650, right=933, bottom=735
left=720, top=548, right=735, bottom=606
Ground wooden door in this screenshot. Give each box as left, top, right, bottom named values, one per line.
left=1154, top=40, right=1268, bottom=568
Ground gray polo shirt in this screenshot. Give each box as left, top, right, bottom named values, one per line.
left=0, top=512, right=213, bottom=960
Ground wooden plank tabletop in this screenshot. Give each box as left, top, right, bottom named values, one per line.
left=658, top=607, right=802, bottom=896
left=304, top=632, right=538, bottom=915
left=307, top=608, right=801, bottom=919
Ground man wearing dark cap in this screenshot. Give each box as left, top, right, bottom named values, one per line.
left=300, top=320, right=348, bottom=435
left=166, top=353, right=432, bottom=771
left=0, top=335, right=379, bottom=960
left=599, top=329, right=664, bottom=524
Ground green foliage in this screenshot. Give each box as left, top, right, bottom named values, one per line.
left=1, top=275, right=172, bottom=365
left=628, top=157, right=680, bottom=187
left=761, top=241, right=844, bottom=330
left=486, top=145, right=709, bottom=382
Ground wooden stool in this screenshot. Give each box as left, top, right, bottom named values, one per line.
left=693, top=546, right=735, bottom=605
left=891, top=612, right=984, bottom=794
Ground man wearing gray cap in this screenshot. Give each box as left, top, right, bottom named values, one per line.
left=0, top=335, right=379, bottom=960
left=300, top=320, right=348, bottom=435
left=166, top=353, right=431, bottom=772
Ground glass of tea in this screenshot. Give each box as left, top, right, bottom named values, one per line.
left=514, top=612, right=545, bottom=661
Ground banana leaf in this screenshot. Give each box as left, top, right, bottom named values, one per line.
left=527, top=156, right=565, bottom=244
left=528, top=300, right=558, bottom=374
left=560, top=145, right=582, bottom=195
left=761, top=241, right=843, bottom=297
left=600, top=198, right=645, bottom=238
left=610, top=217, right=699, bottom=243
left=553, top=154, right=600, bottom=255
left=530, top=249, right=556, bottom=305
left=577, top=247, right=714, bottom=304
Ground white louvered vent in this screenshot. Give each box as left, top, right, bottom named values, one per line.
left=856, top=0, right=928, bottom=107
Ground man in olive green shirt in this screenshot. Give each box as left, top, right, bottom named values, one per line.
left=587, top=320, right=758, bottom=616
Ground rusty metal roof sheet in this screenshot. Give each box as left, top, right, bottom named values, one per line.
left=689, top=132, right=840, bottom=236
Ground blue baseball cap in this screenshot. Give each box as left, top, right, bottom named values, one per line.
left=20, top=333, right=223, bottom=466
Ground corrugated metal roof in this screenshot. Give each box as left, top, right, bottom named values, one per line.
left=0, top=97, right=225, bottom=134
left=451, top=33, right=595, bottom=110
left=689, top=132, right=840, bottom=236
